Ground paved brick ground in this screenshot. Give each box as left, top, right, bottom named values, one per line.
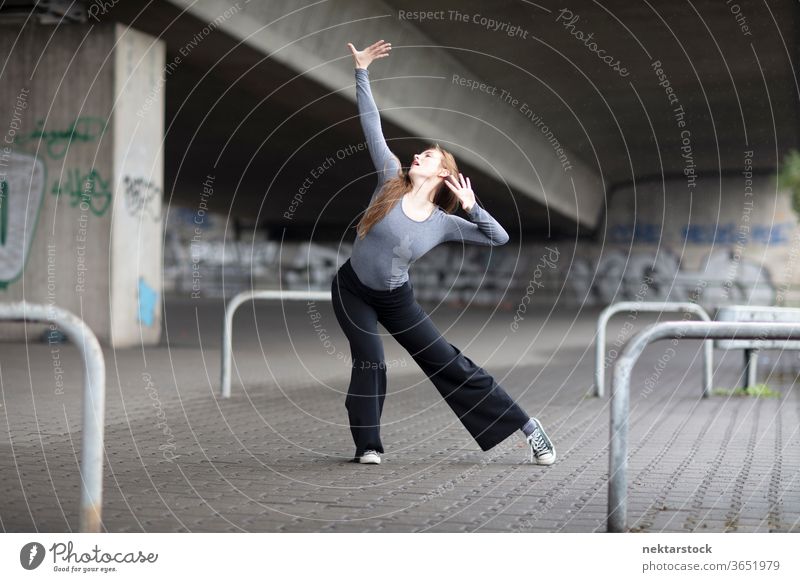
left=1, top=298, right=798, bottom=532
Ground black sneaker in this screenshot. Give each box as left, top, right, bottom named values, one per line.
left=526, top=417, right=556, bottom=465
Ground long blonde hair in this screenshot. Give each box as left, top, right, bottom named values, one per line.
left=356, top=143, right=460, bottom=239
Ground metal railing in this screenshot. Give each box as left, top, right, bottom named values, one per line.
left=0, top=302, right=106, bottom=532
left=220, top=289, right=332, bottom=398
left=595, top=301, right=714, bottom=398
left=714, top=305, right=800, bottom=390
left=607, top=320, right=800, bottom=533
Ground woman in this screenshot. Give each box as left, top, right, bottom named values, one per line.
left=331, top=40, right=556, bottom=466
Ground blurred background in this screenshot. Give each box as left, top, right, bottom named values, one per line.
left=0, top=0, right=797, bottom=345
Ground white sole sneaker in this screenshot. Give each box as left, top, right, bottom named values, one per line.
left=533, top=449, right=556, bottom=465
left=526, top=418, right=556, bottom=465
left=358, top=450, right=381, bottom=464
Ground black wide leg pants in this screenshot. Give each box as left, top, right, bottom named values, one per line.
left=331, top=258, right=530, bottom=457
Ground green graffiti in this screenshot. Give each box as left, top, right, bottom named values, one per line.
left=18, top=117, right=107, bottom=159
left=51, top=168, right=112, bottom=217
left=0, top=180, right=7, bottom=246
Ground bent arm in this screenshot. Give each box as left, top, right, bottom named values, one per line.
left=442, top=203, right=510, bottom=246
left=355, top=67, right=401, bottom=187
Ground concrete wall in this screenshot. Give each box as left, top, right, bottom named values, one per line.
left=0, top=23, right=165, bottom=347
left=598, top=175, right=799, bottom=307
left=164, top=176, right=800, bottom=312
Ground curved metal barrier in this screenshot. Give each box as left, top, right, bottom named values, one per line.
left=0, top=302, right=106, bottom=532
left=595, top=301, right=713, bottom=398
left=714, top=305, right=800, bottom=390
left=608, top=320, right=800, bottom=533
left=220, top=289, right=332, bottom=398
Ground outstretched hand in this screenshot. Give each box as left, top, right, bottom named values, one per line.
left=347, top=40, right=391, bottom=70
left=444, top=173, right=476, bottom=213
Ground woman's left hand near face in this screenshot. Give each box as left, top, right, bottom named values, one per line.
left=444, top=173, right=476, bottom=212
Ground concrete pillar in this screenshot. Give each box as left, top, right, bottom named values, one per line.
left=0, top=22, right=165, bottom=346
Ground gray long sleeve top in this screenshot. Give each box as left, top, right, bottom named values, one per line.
left=349, top=67, right=509, bottom=291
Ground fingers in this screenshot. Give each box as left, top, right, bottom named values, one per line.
left=348, top=40, right=391, bottom=55
left=373, top=45, right=392, bottom=58
left=447, top=173, right=465, bottom=185
left=348, top=40, right=392, bottom=69
left=443, top=178, right=458, bottom=192
left=368, top=40, right=391, bottom=54
left=456, top=173, right=472, bottom=191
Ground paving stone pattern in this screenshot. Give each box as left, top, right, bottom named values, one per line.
left=0, top=301, right=798, bottom=532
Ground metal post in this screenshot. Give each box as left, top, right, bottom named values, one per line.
left=608, top=321, right=800, bottom=532
left=745, top=348, right=759, bottom=391
left=0, top=302, right=106, bottom=533
left=220, top=289, right=332, bottom=398
left=595, top=302, right=713, bottom=398
left=742, top=349, right=751, bottom=390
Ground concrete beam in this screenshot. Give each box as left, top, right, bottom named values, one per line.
left=165, top=0, right=603, bottom=229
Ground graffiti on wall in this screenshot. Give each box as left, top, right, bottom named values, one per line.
left=610, top=221, right=795, bottom=246
left=17, top=117, right=107, bottom=159
left=123, top=175, right=161, bottom=221
left=160, top=204, right=794, bottom=307
left=569, top=249, right=774, bottom=305
left=163, top=236, right=780, bottom=307
left=51, top=168, right=112, bottom=217
left=137, top=277, right=158, bottom=327
left=682, top=222, right=794, bottom=245
left=0, top=152, right=46, bottom=286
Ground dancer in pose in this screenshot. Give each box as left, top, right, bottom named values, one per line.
left=332, top=40, right=556, bottom=466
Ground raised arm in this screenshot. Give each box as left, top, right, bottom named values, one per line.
left=347, top=40, right=401, bottom=186
left=442, top=203, right=510, bottom=246
left=355, top=68, right=401, bottom=185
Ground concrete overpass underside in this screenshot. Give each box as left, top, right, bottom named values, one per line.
left=101, top=0, right=797, bottom=242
